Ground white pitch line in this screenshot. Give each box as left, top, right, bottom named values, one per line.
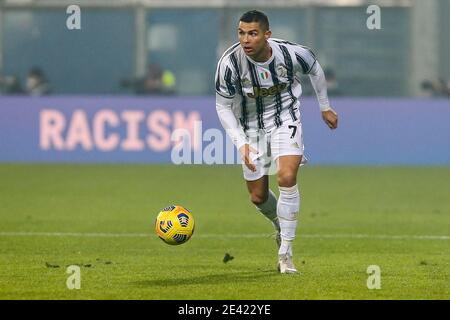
left=0, top=231, right=449, bottom=240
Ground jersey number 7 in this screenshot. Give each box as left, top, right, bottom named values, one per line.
left=288, top=125, right=297, bottom=139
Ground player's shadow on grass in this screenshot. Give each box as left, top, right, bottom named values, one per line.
left=131, top=270, right=278, bottom=287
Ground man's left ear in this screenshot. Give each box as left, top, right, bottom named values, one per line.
left=265, top=30, right=272, bottom=40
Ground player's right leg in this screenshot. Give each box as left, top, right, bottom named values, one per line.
left=246, top=176, right=280, bottom=238
left=241, top=131, right=281, bottom=248
left=245, top=176, right=281, bottom=250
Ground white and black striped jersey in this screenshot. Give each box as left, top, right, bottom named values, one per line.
left=215, top=38, right=329, bottom=138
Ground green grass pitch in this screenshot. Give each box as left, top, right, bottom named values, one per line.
left=0, top=164, right=449, bottom=299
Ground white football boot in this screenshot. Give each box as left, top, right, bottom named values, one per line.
left=278, top=254, right=298, bottom=274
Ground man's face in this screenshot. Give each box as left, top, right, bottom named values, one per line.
left=238, top=21, right=271, bottom=59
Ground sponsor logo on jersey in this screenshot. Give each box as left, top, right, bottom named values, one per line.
left=248, top=83, right=287, bottom=98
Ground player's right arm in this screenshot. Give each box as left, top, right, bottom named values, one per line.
left=215, top=58, right=257, bottom=171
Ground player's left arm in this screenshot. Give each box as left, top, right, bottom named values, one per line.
left=294, top=45, right=338, bottom=129
left=308, top=61, right=338, bottom=130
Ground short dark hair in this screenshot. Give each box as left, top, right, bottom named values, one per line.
left=239, top=10, right=269, bottom=31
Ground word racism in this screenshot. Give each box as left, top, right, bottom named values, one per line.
left=39, top=109, right=242, bottom=165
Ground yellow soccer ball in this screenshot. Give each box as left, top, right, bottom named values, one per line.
left=155, top=205, right=195, bottom=245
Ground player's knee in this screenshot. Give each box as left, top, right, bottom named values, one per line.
left=278, top=171, right=297, bottom=188
left=249, top=191, right=268, bottom=206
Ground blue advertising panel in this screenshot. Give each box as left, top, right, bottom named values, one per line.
left=0, top=97, right=449, bottom=165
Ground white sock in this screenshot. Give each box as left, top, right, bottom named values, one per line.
left=277, top=185, right=300, bottom=256
left=255, top=189, right=280, bottom=231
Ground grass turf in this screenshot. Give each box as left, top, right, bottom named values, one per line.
left=0, top=164, right=449, bottom=299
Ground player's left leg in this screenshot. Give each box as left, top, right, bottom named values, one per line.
left=270, top=119, right=305, bottom=273
left=277, top=155, right=302, bottom=273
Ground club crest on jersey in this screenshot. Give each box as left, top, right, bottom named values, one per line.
left=276, top=65, right=288, bottom=78
left=248, top=83, right=287, bottom=98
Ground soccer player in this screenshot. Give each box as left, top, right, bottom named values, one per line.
left=215, top=10, right=338, bottom=273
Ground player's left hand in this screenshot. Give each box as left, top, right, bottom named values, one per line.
left=322, top=108, right=338, bottom=130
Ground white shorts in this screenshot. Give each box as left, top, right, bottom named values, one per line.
left=242, top=119, right=307, bottom=181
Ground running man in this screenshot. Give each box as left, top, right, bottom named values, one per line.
left=215, top=10, right=338, bottom=273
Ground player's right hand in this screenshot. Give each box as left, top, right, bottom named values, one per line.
left=239, top=144, right=258, bottom=172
